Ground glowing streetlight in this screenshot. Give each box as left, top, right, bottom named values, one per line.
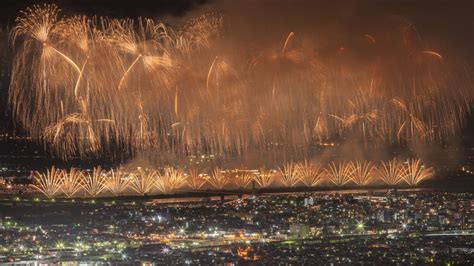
left=356, top=220, right=365, bottom=233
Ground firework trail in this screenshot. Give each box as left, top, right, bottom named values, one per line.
left=32, top=166, right=64, bottom=198
left=104, top=168, right=130, bottom=196
left=402, top=159, right=434, bottom=186
left=377, top=159, right=405, bottom=185
left=207, top=168, right=229, bottom=189
left=61, top=168, right=84, bottom=198
left=253, top=168, right=275, bottom=188
left=9, top=4, right=473, bottom=160
left=296, top=160, right=325, bottom=187
left=186, top=168, right=208, bottom=190
left=350, top=161, right=375, bottom=186
left=326, top=162, right=355, bottom=186
left=129, top=169, right=157, bottom=195
left=81, top=167, right=107, bottom=197
left=278, top=162, right=300, bottom=187
left=390, top=98, right=428, bottom=142
left=420, top=51, right=443, bottom=61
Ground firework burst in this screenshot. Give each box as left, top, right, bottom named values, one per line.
left=155, top=167, right=187, bottom=193
left=278, top=162, right=300, bottom=187
left=104, top=168, right=130, bottom=196
left=326, top=162, right=354, bottom=186
left=9, top=4, right=472, bottom=161
left=81, top=167, right=107, bottom=197
left=207, top=168, right=229, bottom=190
left=402, top=159, right=434, bottom=186
left=232, top=171, right=254, bottom=189
left=60, top=168, right=84, bottom=198
left=185, top=168, right=208, bottom=190
left=253, top=168, right=275, bottom=188
left=377, top=159, right=405, bottom=185
left=296, top=160, right=325, bottom=187
left=129, top=169, right=157, bottom=196
left=350, top=161, right=375, bottom=186
left=32, top=166, right=64, bottom=198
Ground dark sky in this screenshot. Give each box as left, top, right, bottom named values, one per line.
left=0, top=0, right=207, bottom=24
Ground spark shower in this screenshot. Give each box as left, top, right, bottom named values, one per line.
left=9, top=4, right=473, bottom=160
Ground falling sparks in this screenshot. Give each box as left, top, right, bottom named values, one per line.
left=9, top=4, right=472, bottom=160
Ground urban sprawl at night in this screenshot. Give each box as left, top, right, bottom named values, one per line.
left=1, top=190, right=474, bottom=264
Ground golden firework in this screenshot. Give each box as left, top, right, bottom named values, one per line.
left=278, top=162, right=300, bottom=187
left=61, top=168, right=84, bottom=198
left=155, top=167, right=187, bottom=193
left=326, top=162, right=354, bottom=186
left=32, top=166, right=64, bottom=198
left=232, top=171, right=254, bottom=189
left=185, top=168, right=208, bottom=190
left=9, top=4, right=473, bottom=161
left=296, top=160, right=325, bottom=187
left=129, top=169, right=158, bottom=195
left=377, top=159, right=405, bottom=185
left=253, top=168, right=275, bottom=188
left=81, top=166, right=107, bottom=197
left=104, top=168, right=130, bottom=196
left=402, top=159, right=434, bottom=186
left=350, top=161, right=375, bottom=186
left=207, top=168, right=229, bottom=190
